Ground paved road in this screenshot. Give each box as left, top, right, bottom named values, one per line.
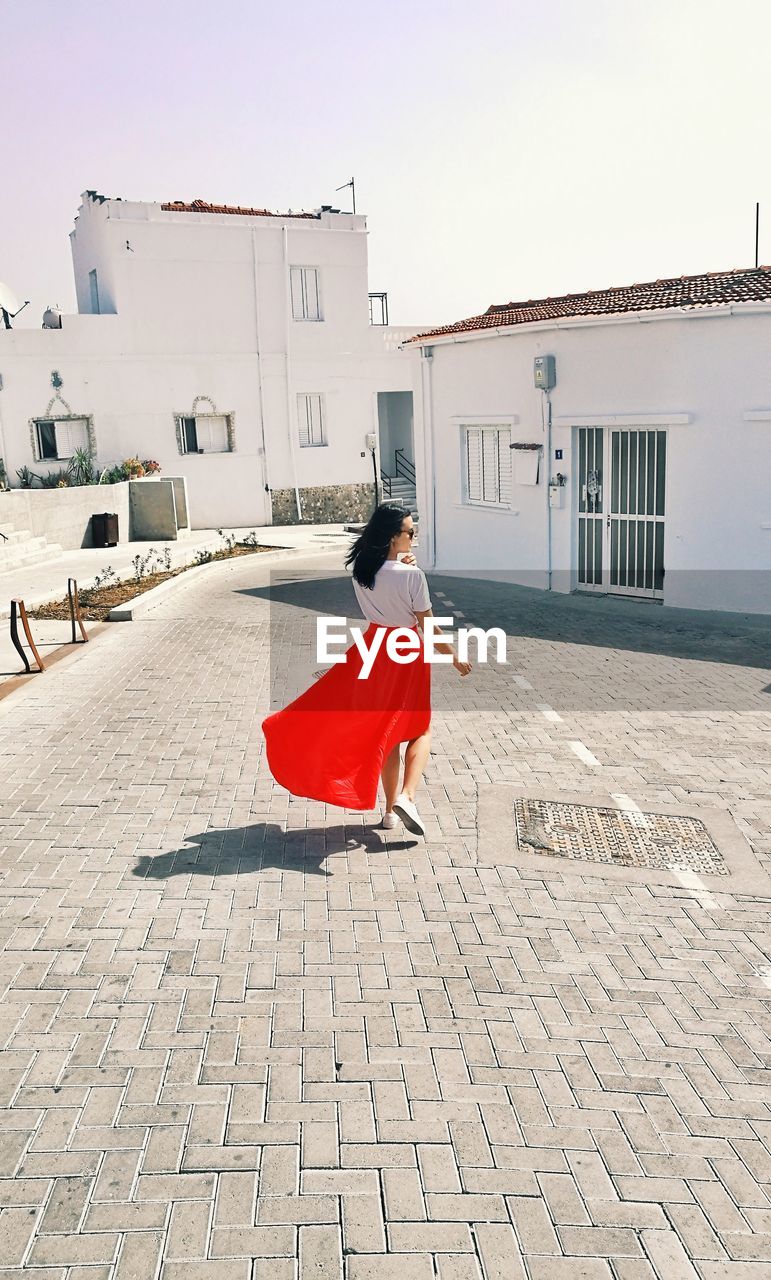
left=0, top=551, right=769, bottom=1278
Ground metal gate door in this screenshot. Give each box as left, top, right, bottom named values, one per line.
left=577, top=427, right=604, bottom=589
left=608, top=429, right=666, bottom=596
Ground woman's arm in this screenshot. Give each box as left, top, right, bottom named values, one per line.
left=414, top=607, right=472, bottom=676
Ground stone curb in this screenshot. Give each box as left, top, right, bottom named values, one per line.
left=108, top=542, right=348, bottom=620
left=0, top=533, right=226, bottom=620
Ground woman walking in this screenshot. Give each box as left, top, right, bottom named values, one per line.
left=262, top=503, right=472, bottom=836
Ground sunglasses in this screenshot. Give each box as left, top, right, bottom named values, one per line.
left=402, top=528, right=416, bottom=539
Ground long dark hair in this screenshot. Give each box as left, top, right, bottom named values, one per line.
left=345, top=502, right=411, bottom=589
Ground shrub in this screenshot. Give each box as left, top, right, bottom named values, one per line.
left=40, top=466, right=73, bottom=488
left=98, top=457, right=162, bottom=483
left=71, top=447, right=98, bottom=486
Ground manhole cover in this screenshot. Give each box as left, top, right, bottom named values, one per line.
left=514, top=798, right=729, bottom=875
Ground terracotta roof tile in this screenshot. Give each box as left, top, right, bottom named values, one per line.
left=161, top=199, right=318, bottom=220
left=411, top=266, right=771, bottom=342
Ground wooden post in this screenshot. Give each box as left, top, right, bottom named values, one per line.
left=68, top=579, right=89, bottom=644
left=10, top=599, right=45, bottom=673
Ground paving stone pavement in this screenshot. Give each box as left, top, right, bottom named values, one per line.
left=1, top=551, right=770, bottom=1279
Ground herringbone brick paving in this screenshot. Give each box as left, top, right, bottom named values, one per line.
left=0, top=553, right=770, bottom=1278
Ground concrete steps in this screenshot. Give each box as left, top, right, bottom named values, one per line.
left=0, top=520, right=64, bottom=573
left=382, top=477, right=417, bottom=511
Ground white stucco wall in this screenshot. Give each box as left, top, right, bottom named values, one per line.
left=415, top=307, right=771, bottom=614
left=0, top=194, right=423, bottom=528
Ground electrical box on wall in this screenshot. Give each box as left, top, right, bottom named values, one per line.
left=365, top=432, right=376, bottom=450
left=534, top=355, right=556, bottom=390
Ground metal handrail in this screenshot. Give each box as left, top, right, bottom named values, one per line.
left=394, top=448, right=416, bottom=484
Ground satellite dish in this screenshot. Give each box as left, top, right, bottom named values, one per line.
left=0, top=281, right=30, bottom=328
left=0, top=282, right=21, bottom=314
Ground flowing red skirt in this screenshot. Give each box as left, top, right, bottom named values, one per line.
left=262, top=623, right=431, bottom=810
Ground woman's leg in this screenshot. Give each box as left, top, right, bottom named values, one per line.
left=380, top=743, right=401, bottom=811
left=401, top=729, right=431, bottom=801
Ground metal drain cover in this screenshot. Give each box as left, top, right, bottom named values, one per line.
left=514, top=798, right=729, bottom=875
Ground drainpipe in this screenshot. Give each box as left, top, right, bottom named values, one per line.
left=251, top=230, right=272, bottom=520
left=420, top=347, right=436, bottom=567
left=0, top=382, right=9, bottom=490
left=545, top=389, right=553, bottom=591
left=282, top=225, right=302, bottom=521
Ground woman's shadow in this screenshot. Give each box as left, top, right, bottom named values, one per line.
left=131, top=821, right=416, bottom=881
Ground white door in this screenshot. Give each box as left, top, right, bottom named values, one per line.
left=577, top=427, right=666, bottom=597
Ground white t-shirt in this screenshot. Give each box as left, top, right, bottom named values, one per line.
left=352, top=558, right=432, bottom=627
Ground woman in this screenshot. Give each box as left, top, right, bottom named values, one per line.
left=262, top=503, right=472, bottom=837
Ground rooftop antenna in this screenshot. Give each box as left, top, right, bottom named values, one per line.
left=755, top=202, right=760, bottom=268
left=335, top=176, right=356, bottom=214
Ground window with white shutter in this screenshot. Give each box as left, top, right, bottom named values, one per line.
left=290, top=267, right=322, bottom=321
left=462, top=425, right=511, bottom=507
left=34, top=418, right=89, bottom=461
left=297, top=393, right=326, bottom=447
left=176, top=414, right=232, bottom=454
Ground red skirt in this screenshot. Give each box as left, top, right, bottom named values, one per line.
left=262, top=622, right=431, bottom=810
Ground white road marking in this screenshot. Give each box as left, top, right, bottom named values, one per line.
left=570, top=741, right=602, bottom=768
left=611, top=793, right=651, bottom=829
left=512, top=675, right=533, bottom=690
left=669, top=866, right=721, bottom=912
left=537, top=704, right=563, bottom=723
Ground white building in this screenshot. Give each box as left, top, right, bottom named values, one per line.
left=0, top=191, right=424, bottom=529
left=410, top=267, right=771, bottom=614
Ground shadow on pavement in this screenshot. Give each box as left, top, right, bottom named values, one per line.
left=131, top=821, right=415, bottom=881
left=238, top=570, right=771, bottom=672
left=238, top=571, right=355, bottom=616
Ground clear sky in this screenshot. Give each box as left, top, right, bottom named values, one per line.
left=2, top=0, right=771, bottom=327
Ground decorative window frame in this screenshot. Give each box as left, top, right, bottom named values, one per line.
left=174, top=395, right=236, bottom=455
left=29, top=407, right=96, bottom=463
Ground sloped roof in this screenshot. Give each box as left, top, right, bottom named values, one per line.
left=161, top=199, right=318, bottom=220
left=410, top=266, right=771, bottom=342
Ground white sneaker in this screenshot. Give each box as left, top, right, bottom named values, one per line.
left=392, top=793, right=425, bottom=837
left=382, top=811, right=400, bottom=830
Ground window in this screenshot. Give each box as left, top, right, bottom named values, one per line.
left=369, top=292, right=389, bottom=325
left=34, top=418, right=90, bottom=461
left=463, top=425, right=512, bottom=506
left=291, top=267, right=322, bottom=321
left=177, top=414, right=232, bottom=454
left=89, top=269, right=100, bottom=314
left=297, top=394, right=325, bottom=447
